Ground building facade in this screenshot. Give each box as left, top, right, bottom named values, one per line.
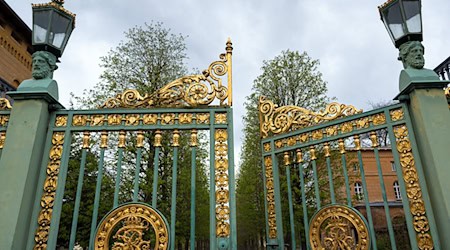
left=0, top=0, right=32, bottom=98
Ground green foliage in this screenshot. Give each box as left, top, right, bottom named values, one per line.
left=237, top=50, right=331, bottom=248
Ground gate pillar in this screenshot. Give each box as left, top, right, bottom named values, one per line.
left=396, top=79, right=450, bottom=249
left=0, top=85, right=62, bottom=250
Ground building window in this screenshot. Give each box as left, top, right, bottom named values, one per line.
left=352, top=163, right=359, bottom=172
left=391, top=161, right=396, bottom=172
left=354, top=182, right=363, bottom=201
left=394, top=181, right=402, bottom=200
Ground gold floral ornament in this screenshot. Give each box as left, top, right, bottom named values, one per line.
left=101, top=39, right=233, bottom=109
left=215, top=129, right=230, bottom=237
left=264, top=156, right=277, bottom=239
left=309, top=204, right=370, bottom=250
left=94, top=203, right=169, bottom=250
left=259, top=96, right=362, bottom=138
left=0, top=98, right=12, bottom=110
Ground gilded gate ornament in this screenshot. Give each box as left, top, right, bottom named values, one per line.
left=0, top=97, right=12, bottom=110
left=34, top=132, right=65, bottom=250
left=259, top=96, right=362, bottom=138
left=215, top=129, right=230, bottom=237
left=94, top=203, right=169, bottom=250
left=101, top=39, right=233, bottom=109
left=264, top=156, right=277, bottom=239
left=309, top=204, right=370, bottom=250
left=394, top=125, right=434, bottom=249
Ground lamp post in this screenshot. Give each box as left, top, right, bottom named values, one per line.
left=379, top=1, right=450, bottom=249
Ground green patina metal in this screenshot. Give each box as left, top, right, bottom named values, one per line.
left=259, top=98, right=441, bottom=249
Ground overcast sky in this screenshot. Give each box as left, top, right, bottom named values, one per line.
left=7, top=0, right=450, bottom=164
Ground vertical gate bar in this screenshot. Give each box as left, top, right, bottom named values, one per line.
left=133, top=147, right=143, bottom=202
left=114, top=131, right=126, bottom=208
left=69, top=132, right=90, bottom=249
left=133, top=131, right=144, bottom=202
left=26, top=112, right=59, bottom=249
left=298, top=162, right=310, bottom=250
left=310, top=146, right=321, bottom=209
left=227, top=108, right=237, bottom=249
left=324, top=142, right=335, bottom=204
left=209, top=120, right=217, bottom=250
left=271, top=150, right=284, bottom=247
left=152, top=130, right=162, bottom=208
left=355, top=135, right=378, bottom=250
left=190, top=129, right=198, bottom=250
left=296, top=149, right=310, bottom=250
left=88, top=131, right=108, bottom=249
left=386, top=121, right=420, bottom=249
left=47, top=130, right=73, bottom=249
left=338, top=139, right=352, bottom=206
left=284, top=152, right=296, bottom=250
left=170, top=130, right=180, bottom=250
left=113, top=149, right=124, bottom=208
left=371, top=132, right=397, bottom=249
left=402, top=107, right=441, bottom=248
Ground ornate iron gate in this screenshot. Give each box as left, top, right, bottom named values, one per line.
left=0, top=41, right=237, bottom=249
left=259, top=97, right=440, bottom=249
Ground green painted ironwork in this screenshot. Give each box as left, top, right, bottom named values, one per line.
left=260, top=102, right=440, bottom=249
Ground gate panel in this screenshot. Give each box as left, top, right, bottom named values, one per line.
left=259, top=97, right=438, bottom=249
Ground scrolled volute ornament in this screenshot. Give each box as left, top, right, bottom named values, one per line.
left=101, top=40, right=232, bottom=109
left=259, top=96, right=362, bottom=138
left=0, top=98, right=12, bottom=110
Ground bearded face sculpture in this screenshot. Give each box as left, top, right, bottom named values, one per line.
left=31, top=51, right=58, bottom=80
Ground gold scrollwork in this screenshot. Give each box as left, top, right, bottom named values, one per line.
left=372, top=113, right=386, bottom=125
left=196, top=113, right=210, bottom=124
left=94, top=203, right=169, bottom=250
left=55, top=116, right=67, bottom=127
left=264, top=156, right=277, bottom=239
left=0, top=97, right=12, bottom=110
left=259, top=96, right=362, bottom=138
left=309, top=204, right=370, bottom=250
left=72, top=115, right=88, bottom=126
left=394, top=125, right=434, bottom=249
left=215, top=129, right=230, bottom=237
left=101, top=40, right=232, bottom=109
left=91, top=115, right=106, bottom=126
left=34, top=132, right=65, bottom=250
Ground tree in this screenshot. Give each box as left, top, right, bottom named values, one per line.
left=237, top=50, right=331, bottom=249
left=70, top=22, right=210, bottom=249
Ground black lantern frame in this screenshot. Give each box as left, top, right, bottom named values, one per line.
left=378, top=0, right=422, bottom=48
left=32, top=0, right=75, bottom=58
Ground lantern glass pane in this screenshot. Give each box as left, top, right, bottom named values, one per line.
left=403, top=0, right=421, bottom=32
left=384, top=2, right=405, bottom=39
left=33, top=10, right=51, bottom=43
left=49, top=13, right=70, bottom=49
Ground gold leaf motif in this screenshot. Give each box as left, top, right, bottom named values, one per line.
left=299, top=133, right=309, bottom=143
left=309, top=205, right=370, bottom=250
left=0, top=131, right=6, bottom=149
left=107, top=114, right=122, bottom=125
left=34, top=132, right=65, bottom=249
left=101, top=40, right=232, bottom=108
left=372, top=113, right=386, bottom=125
left=311, top=130, right=323, bottom=140
left=259, top=96, right=362, bottom=138
left=179, top=113, right=193, bottom=124
left=356, top=118, right=369, bottom=129
left=90, top=115, right=105, bottom=126
left=326, top=126, right=338, bottom=136
left=94, top=203, right=169, bottom=250
left=394, top=125, right=434, bottom=249
left=72, top=115, right=88, bottom=126
left=390, top=109, right=404, bottom=121
left=0, top=115, right=9, bottom=127
left=264, top=156, right=277, bottom=239
left=142, top=114, right=158, bottom=125
left=215, top=113, right=227, bottom=124
left=0, top=97, right=12, bottom=110
left=340, top=122, right=353, bottom=134
left=196, top=113, right=210, bottom=124
left=161, top=114, right=175, bottom=125
left=215, top=129, right=230, bottom=237
left=275, top=140, right=283, bottom=149
left=263, top=143, right=271, bottom=152
left=125, top=114, right=140, bottom=126
left=54, top=116, right=67, bottom=127
left=287, top=137, right=296, bottom=146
